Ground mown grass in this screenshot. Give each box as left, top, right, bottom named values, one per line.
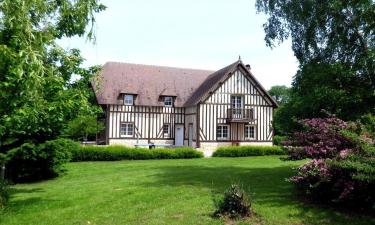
left=1, top=156, right=374, bottom=225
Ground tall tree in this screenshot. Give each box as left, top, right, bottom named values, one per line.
left=268, top=85, right=290, bottom=105
left=256, top=0, right=375, bottom=133
left=0, top=0, right=106, bottom=151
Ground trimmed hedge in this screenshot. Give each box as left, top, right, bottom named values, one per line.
left=212, top=145, right=287, bottom=157
left=6, top=139, right=75, bottom=183
left=71, top=145, right=203, bottom=161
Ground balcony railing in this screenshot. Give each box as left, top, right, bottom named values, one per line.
left=227, top=108, right=254, bottom=122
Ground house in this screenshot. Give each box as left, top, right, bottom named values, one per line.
left=93, top=59, right=278, bottom=153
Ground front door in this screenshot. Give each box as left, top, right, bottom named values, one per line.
left=175, top=124, right=184, bottom=146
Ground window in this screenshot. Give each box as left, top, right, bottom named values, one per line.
left=124, top=95, right=134, bottom=105
left=231, top=95, right=243, bottom=109
left=217, top=125, right=229, bottom=140
left=164, top=96, right=173, bottom=107
left=245, top=125, right=255, bottom=139
left=120, top=123, right=134, bottom=136
left=163, top=124, right=170, bottom=137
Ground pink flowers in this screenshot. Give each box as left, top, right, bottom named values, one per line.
left=284, top=117, right=354, bottom=160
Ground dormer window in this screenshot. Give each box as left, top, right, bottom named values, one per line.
left=164, top=96, right=173, bottom=107
left=124, top=94, right=134, bottom=105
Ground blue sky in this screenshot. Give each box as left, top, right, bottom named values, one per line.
left=59, top=0, right=298, bottom=89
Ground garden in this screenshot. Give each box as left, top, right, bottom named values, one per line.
left=1, top=0, right=374, bottom=224
left=1, top=156, right=374, bottom=225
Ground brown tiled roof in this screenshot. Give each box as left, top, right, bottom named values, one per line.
left=92, top=62, right=214, bottom=107
left=185, top=60, right=278, bottom=107
left=93, top=60, right=278, bottom=108
left=184, top=61, right=239, bottom=106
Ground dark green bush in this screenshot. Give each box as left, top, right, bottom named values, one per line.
left=212, top=145, right=287, bottom=157
left=70, top=145, right=203, bottom=161
left=273, top=135, right=287, bottom=146
left=6, top=139, right=76, bottom=183
left=214, top=184, right=252, bottom=218
left=0, top=180, right=9, bottom=209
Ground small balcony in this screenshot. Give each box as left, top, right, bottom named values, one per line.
left=226, top=108, right=254, bottom=123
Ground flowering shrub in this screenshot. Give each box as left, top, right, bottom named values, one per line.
left=284, top=117, right=354, bottom=160
left=285, top=116, right=375, bottom=211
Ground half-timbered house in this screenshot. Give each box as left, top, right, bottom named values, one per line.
left=93, top=59, right=278, bottom=153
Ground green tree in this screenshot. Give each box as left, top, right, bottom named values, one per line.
left=268, top=85, right=290, bottom=105
left=256, top=0, right=375, bottom=133
left=64, top=115, right=104, bottom=141
left=0, top=0, right=106, bottom=152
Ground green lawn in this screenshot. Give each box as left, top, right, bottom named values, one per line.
left=1, top=156, right=374, bottom=225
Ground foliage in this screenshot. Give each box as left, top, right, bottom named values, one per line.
left=255, top=0, right=374, bottom=73
left=70, top=145, right=203, bottom=161
left=214, top=184, right=252, bottom=219
left=212, top=145, right=286, bottom=157
left=0, top=0, right=106, bottom=153
left=5, top=139, right=76, bottom=183
left=256, top=1, right=375, bottom=135
left=286, top=116, right=375, bottom=210
left=284, top=117, right=354, bottom=160
left=63, top=115, right=104, bottom=141
left=0, top=179, right=9, bottom=209
left=273, top=135, right=287, bottom=146
left=268, top=85, right=291, bottom=105
left=2, top=157, right=373, bottom=225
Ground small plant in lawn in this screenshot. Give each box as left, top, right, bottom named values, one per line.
left=214, top=184, right=252, bottom=219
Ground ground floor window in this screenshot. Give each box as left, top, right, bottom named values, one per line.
left=217, top=125, right=229, bottom=140
left=120, top=123, right=134, bottom=136
left=245, top=125, right=255, bottom=139
left=163, top=124, right=170, bottom=137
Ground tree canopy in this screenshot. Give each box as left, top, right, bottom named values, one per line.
left=268, top=85, right=290, bottom=105
left=0, top=0, right=106, bottom=151
left=256, top=0, right=375, bottom=133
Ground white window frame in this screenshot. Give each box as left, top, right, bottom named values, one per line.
left=217, top=125, right=229, bottom=140
left=164, top=96, right=173, bottom=107
left=244, top=125, right=256, bottom=140
left=231, top=95, right=243, bottom=109
left=124, top=95, right=134, bottom=106
left=163, top=124, right=170, bottom=137
left=120, top=122, right=134, bottom=137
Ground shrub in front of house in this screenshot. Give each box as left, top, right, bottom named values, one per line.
left=70, top=145, right=203, bottom=161
left=214, top=184, right=252, bottom=219
left=286, top=116, right=375, bottom=211
left=6, top=139, right=75, bottom=183
left=212, top=145, right=287, bottom=157
left=273, top=135, right=287, bottom=146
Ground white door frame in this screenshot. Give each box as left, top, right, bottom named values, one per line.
left=174, top=124, right=184, bottom=146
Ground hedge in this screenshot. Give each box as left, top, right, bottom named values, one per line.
left=70, top=145, right=203, bottom=161
left=212, top=145, right=287, bottom=157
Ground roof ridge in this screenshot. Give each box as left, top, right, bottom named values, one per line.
left=105, top=61, right=215, bottom=73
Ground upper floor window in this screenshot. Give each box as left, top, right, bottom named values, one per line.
left=120, top=123, right=134, bottom=137
left=124, top=94, right=134, bottom=105
left=164, top=96, right=173, bottom=107
left=231, top=95, right=243, bottom=109
left=245, top=125, right=255, bottom=139
left=217, top=125, right=229, bottom=140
